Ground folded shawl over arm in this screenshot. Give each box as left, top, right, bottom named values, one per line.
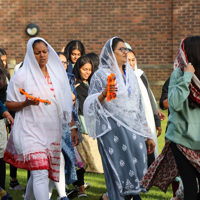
left=134, top=61, right=159, bottom=157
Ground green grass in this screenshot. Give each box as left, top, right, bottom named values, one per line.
left=5, top=110, right=173, bottom=200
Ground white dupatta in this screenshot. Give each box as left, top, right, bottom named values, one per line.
left=134, top=61, right=159, bottom=157
left=7, top=37, right=72, bottom=156
left=84, top=37, right=153, bottom=140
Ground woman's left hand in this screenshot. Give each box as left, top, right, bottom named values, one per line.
left=71, top=128, right=79, bottom=146
left=157, top=109, right=166, bottom=121
left=156, top=127, right=162, bottom=137
left=146, top=138, right=155, bottom=154
left=2, top=111, right=14, bottom=125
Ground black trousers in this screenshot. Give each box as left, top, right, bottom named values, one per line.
left=0, top=158, right=5, bottom=189
left=73, top=168, right=85, bottom=187
left=10, top=164, right=17, bottom=179
left=170, top=142, right=200, bottom=200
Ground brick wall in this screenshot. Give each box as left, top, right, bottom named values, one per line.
left=172, top=0, right=200, bottom=58
left=0, top=0, right=199, bottom=99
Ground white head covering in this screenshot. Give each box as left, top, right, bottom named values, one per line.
left=124, top=42, right=132, bottom=50
left=125, top=42, right=142, bottom=75
left=125, top=42, right=158, bottom=156
left=83, top=37, right=152, bottom=139
left=7, top=37, right=72, bottom=155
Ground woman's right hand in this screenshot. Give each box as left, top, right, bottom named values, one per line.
left=98, top=83, right=117, bottom=104
left=24, top=97, right=40, bottom=107
left=6, top=99, right=40, bottom=112
left=102, top=85, right=108, bottom=98
left=102, top=83, right=117, bottom=97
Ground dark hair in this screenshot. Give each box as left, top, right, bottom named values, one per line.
left=64, top=40, right=85, bottom=63
left=183, top=36, right=200, bottom=108
left=112, top=38, right=124, bottom=52
left=87, top=52, right=99, bottom=72
left=184, top=36, right=200, bottom=79
left=0, top=48, right=7, bottom=57
left=0, top=61, right=7, bottom=89
left=0, top=59, right=4, bottom=70
left=128, top=49, right=136, bottom=56
left=32, top=39, right=48, bottom=49
left=0, top=48, right=10, bottom=79
left=73, top=55, right=94, bottom=83
left=57, top=52, right=67, bottom=71
left=57, top=52, right=66, bottom=58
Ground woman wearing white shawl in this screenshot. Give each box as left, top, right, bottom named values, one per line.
left=3, top=37, right=78, bottom=200
left=126, top=47, right=162, bottom=160
left=83, top=37, right=155, bottom=200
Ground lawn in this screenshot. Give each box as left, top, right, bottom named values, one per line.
left=5, top=110, right=173, bottom=200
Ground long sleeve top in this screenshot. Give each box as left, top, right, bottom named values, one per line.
left=165, top=68, right=200, bottom=150
left=140, top=72, right=161, bottom=127
left=159, top=78, right=170, bottom=110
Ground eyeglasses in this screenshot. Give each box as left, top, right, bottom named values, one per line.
left=62, top=61, right=67, bottom=65
left=117, top=47, right=129, bottom=53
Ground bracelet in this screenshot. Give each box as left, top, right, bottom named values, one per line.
left=69, top=125, right=77, bottom=130
left=102, top=91, right=106, bottom=98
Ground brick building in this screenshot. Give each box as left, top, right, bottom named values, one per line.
left=0, top=0, right=199, bottom=99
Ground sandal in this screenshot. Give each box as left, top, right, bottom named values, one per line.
left=78, top=193, right=87, bottom=198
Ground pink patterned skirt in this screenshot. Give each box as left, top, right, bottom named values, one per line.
left=141, top=139, right=200, bottom=192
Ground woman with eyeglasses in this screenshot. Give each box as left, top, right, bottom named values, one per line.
left=83, top=37, right=155, bottom=200
left=64, top=40, right=86, bottom=73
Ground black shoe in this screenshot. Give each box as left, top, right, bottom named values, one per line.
left=66, top=188, right=78, bottom=199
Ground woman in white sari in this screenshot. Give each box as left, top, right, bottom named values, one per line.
left=3, top=37, right=78, bottom=200
left=126, top=46, right=163, bottom=161
left=83, top=37, right=155, bottom=200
